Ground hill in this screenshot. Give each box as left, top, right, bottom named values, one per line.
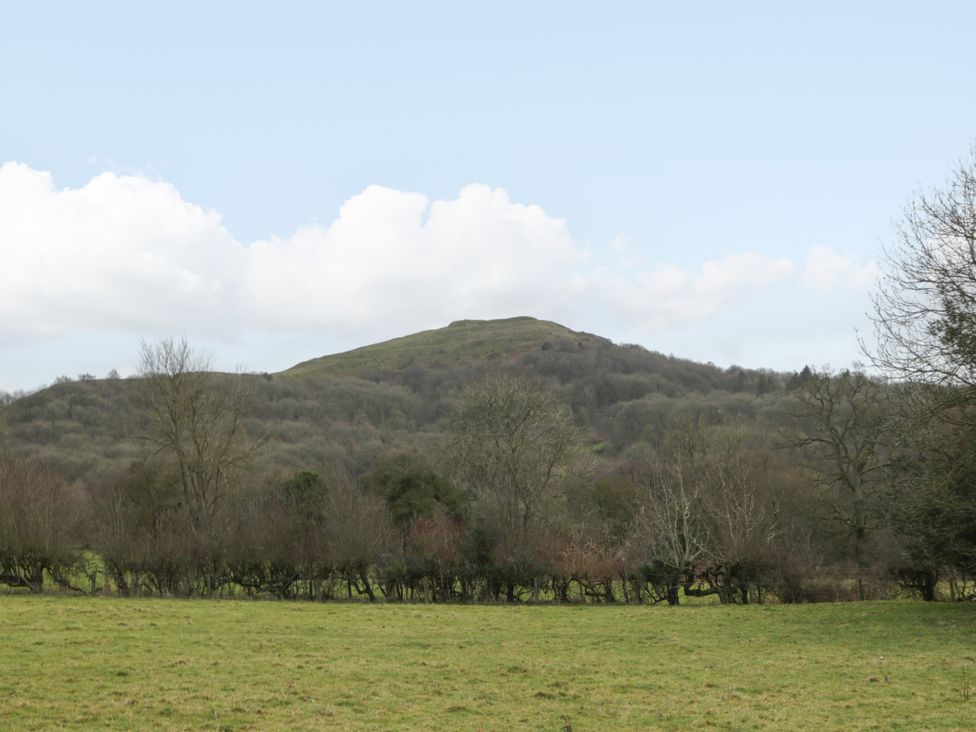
left=285, top=316, right=600, bottom=377
left=0, top=317, right=796, bottom=486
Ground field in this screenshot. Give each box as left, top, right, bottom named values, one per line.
left=1, top=597, right=974, bottom=730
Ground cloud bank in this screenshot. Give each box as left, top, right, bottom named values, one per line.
left=0, top=162, right=876, bottom=383
left=0, top=163, right=242, bottom=337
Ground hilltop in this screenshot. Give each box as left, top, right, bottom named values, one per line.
left=280, top=316, right=779, bottom=398
left=285, top=316, right=600, bottom=378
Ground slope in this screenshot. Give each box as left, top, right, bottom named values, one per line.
left=283, top=316, right=604, bottom=378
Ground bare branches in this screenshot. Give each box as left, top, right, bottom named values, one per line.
left=451, top=374, right=581, bottom=533
left=138, top=337, right=263, bottom=533
left=788, top=368, right=888, bottom=599
left=0, top=450, right=85, bottom=592
left=869, top=147, right=976, bottom=397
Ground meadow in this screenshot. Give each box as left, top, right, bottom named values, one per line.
left=0, top=597, right=973, bottom=730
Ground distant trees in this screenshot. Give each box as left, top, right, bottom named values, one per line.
left=451, top=375, right=581, bottom=530
left=0, top=356, right=927, bottom=603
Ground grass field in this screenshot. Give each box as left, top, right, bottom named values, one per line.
left=1, top=597, right=974, bottom=730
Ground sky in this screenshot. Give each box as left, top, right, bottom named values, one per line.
left=2, top=2, right=975, bottom=392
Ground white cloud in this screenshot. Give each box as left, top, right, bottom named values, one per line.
left=0, top=162, right=875, bottom=388
left=587, top=252, right=795, bottom=330
left=242, top=183, right=584, bottom=338
left=802, top=245, right=877, bottom=290
left=0, top=162, right=243, bottom=337
left=610, top=232, right=631, bottom=255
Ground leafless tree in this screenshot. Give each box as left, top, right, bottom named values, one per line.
left=698, top=425, right=782, bottom=603
left=630, top=419, right=711, bottom=605
left=325, top=474, right=395, bottom=601
left=450, top=374, right=583, bottom=600
left=451, top=375, right=580, bottom=533
left=864, top=149, right=976, bottom=594
left=869, top=147, right=976, bottom=421
left=0, top=448, right=85, bottom=592
left=138, top=337, right=263, bottom=534
left=789, top=368, right=887, bottom=600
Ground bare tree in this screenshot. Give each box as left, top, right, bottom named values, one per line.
left=326, top=474, right=395, bottom=601
left=699, top=426, right=782, bottom=604
left=450, top=374, right=583, bottom=600
left=451, top=375, right=581, bottom=533
left=869, top=146, right=976, bottom=419
left=789, top=368, right=887, bottom=600
left=0, top=448, right=85, bottom=593
left=866, top=147, right=976, bottom=594
left=630, top=418, right=710, bottom=605
left=138, top=337, right=263, bottom=534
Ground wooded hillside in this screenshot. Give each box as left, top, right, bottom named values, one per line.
left=1, top=317, right=972, bottom=603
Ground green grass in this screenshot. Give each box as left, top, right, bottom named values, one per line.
left=283, top=316, right=597, bottom=377
left=1, top=597, right=974, bottom=730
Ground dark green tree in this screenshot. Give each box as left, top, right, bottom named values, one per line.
left=365, top=452, right=464, bottom=528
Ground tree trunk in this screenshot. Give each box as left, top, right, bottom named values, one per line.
left=359, top=569, right=376, bottom=602
left=666, top=585, right=680, bottom=606
left=853, top=491, right=867, bottom=601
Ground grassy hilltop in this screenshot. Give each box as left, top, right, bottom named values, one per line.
left=284, top=316, right=602, bottom=377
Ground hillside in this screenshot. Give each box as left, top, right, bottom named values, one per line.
left=0, top=316, right=796, bottom=486
left=285, top=316, right=600, bottom=377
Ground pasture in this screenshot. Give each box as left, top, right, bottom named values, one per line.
left=0, top=597, right=973, bottom=730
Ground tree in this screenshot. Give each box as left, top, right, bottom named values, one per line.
left=452, top=375, right=581, bottom=531
left=867, top=147, right=976, bottom=596
left=364, top=451, right=466, bottom=598
left=365, top=452, right=465, bottom=529
left=869, top=147, right=976, bottom=417
left=789, top=368, right=887, bottom=600
left=0, top=449, right=85, bottom=593
left=325, top=474, right=394, bottom=601
left=222, top=470, right=331, bottom=600
left=884, top=399, right=976, bottom=598
left=629, top=419, right=783, bottom=605
left=138, top=337, right=263, bottom=534
left=630, top=418, right=710, bottom=605
left=450, top=374, right=582, bottom=600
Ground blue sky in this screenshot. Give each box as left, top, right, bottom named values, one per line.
left=2, top=2, right=975, bottom=391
